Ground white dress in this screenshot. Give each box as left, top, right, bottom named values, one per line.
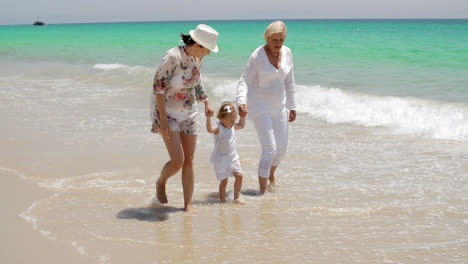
left=210, top=121, right=242, bottom=181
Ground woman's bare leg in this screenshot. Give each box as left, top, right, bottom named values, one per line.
left=156, top=131, right=184, bottom=204
left=269, top=166, right=280, bottom=187
left=180, top=133, right=197, bottom=211
left=259, top=177, right=268, bottom=195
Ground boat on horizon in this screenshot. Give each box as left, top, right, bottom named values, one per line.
left=33, top=17, right=45, bottom=26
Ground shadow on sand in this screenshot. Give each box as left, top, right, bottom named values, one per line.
left=241, top=188, right=261, bottom=196
left=241, top=185, right=277, bottom=196
left=117, top=189, right=255, bottom=222
left=116, top=205, right=183, bottom=222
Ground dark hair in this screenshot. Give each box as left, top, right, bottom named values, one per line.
left=180, top=33, right=196, bottom=45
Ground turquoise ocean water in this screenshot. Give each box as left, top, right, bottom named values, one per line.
left=2, top=20, right=468, bottom=97
left=1, top=19, right=468, bottom=140
left=1, top=20, right=468, bottom=263
left=1, top=19, right=467, bottom=96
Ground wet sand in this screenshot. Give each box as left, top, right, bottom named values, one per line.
left=0, top=171, right=93, bottom=263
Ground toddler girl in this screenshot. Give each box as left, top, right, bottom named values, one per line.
left=206, top=101, right=246, bottom=204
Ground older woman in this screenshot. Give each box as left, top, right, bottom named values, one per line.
left=151, top=24, right=218, bottom=211
left=236, top=21, right=296, bottom=194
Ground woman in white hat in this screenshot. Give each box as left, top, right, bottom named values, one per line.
left=236, top=21, right=297, bottom=195
left=151, top=24, right=219, bottom=211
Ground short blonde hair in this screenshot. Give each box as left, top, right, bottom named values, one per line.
left=263, top=21, right=287, bottom=40
left=216, top=101, right=237, bottom=119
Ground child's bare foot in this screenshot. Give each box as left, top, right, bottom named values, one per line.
left=233, top=198, right=246, bottom=204
left=156, top=179, right=168, bottom=204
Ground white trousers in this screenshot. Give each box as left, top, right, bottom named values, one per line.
left=253, top=109, right=289, bottom=178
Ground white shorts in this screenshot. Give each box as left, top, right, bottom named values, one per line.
left=213, top=158, right=242, bottom=181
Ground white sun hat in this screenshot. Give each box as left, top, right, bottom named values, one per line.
left=189, top=24, right=219, bottom=53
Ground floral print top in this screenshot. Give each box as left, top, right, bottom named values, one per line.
left=151, top=45, right=208, bottom=123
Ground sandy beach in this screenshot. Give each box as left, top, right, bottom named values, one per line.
left=2, top=113, right=467, bottom=263
left=1, top=171, right=93, bottom=264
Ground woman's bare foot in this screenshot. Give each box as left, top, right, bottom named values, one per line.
left=156, top=179, right=168, bottom=204
left=269, top=180, right=281, bottom=188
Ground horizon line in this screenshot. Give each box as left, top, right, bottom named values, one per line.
left=2, top=17, right=468, bottom=26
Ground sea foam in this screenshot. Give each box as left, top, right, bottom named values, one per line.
left=92, top=63, right=152, bottom=73
left=93, top=64, right=128, bottom=70
left=296, top=85, right=468, bottom=141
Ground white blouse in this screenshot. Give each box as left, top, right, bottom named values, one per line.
left=236, top=45, right=296, bottom=118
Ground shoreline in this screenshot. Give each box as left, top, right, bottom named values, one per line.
left=0, top=170, right=94, bottom=264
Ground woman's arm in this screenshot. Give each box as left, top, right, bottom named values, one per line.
left=236, top=50, right=259, bottom=115
left=156, top=94, right=170, bottom=136
left=285, top=49, right=296, bottom=112
left=285, top=67, right=297, bottom=122
left=152, top=49, right=178, bottom=136
left=285, top=48, right=296, bottom=122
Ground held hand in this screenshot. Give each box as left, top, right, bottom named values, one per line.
left=238, top=104, right=248, bottom=117
left=289, top=110, right=296, bottom=122
left=205, top=103, right=214, bottom=117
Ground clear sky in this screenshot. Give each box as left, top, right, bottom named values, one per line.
left=1, top=0, right=468, bottom=25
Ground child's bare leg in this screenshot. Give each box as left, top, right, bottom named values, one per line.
left=269, top=166, right=280, bottom=187
left=219, top=178, right=228, bottom=203
left=233, top=172, right=245, bottom=204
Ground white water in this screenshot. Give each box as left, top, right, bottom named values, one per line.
left=295, top=85, right=468, bottom=141
left=1, top=60, right=468, bottom=263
